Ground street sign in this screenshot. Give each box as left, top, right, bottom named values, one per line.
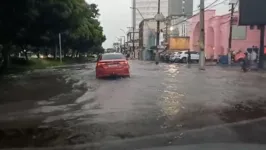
left=155, top=13, right=165, bottom=21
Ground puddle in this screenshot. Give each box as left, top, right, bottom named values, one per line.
left=218, top=99, right=266, bottom=123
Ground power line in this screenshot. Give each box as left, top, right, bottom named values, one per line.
left=164, top=0, right=228, bottom=30
left=220, top=0, right=239, bottom=25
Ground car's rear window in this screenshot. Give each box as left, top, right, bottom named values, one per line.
left=101, top=54, right=125, bottom=60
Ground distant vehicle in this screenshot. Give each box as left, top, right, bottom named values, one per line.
left=96, top=53, right=130, bottom=78
left=106, top=48, right=117, bottom=53
left=170, top=51, right=200, bottom=63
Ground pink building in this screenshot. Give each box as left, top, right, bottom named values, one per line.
left=189, top=10, right=266, bottom=59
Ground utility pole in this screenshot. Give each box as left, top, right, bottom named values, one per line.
left=165, top=17, right=169, bottom=43
left=228, top=2, right=235, bottom=65
left=132, top=0, right=136, bottom=58
left=259, top=25, right=265, bottom=69
left=132, top=27, right=135, bottom=58
left=199, top=0, right=205, bottom=70
left=59, top=33, right=62, bottom=63
left=155, top=0, right=161, bottom=65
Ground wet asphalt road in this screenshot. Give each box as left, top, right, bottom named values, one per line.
left=1, top=61, right=266, bottom=149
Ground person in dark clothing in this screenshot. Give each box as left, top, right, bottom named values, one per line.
left=241, top=52, right=249, bottom=72
left=126, top=53, right=130, bottom=60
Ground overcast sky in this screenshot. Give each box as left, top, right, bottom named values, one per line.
left=86, top=0, right=131, bottom=49
left=85, top=0, right=230, bottom=49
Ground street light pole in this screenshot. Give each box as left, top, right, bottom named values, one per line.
left=155, top=0, right=161, bottom=65
left=199, top=0, right=205, bottom=70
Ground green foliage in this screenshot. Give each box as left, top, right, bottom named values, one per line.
left=0, top=0, right=106, bottom=69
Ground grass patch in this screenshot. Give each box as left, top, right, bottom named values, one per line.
left=1, top=57, right=96, bottom=75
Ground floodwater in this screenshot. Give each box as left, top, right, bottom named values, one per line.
left=1, top=61, right=266, bottom=149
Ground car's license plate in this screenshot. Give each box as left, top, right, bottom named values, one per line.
left=108, top=64, right=118, bottom=67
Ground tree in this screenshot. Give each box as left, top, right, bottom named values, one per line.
left=0, top=0, right=106, bottom=69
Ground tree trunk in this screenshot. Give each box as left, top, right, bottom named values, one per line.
left=54, top=45, right=57, bottom=59
left=2, top=46, right=10, bottom=69
left=37, top=51, right=40, bottom=59
left=71, top=50, right=75, bottom=58
left=44, top=49, right=48, bottom=57
left=24, top=51, right=28, bottom=61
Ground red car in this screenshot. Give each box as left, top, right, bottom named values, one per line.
left=96, top=53, right=130, bottom=78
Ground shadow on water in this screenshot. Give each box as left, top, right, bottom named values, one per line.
left=0, top=127, right=71, bottom=148
left=97, top=76, right=130, bottom=81
left=218, top=99, right=266, bottom=123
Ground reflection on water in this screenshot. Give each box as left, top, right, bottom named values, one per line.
left=159, top=90, right=185, bottom=118
left=30, top=105, right=72, bottom=114
left=164, top=64, right=180, bottom=77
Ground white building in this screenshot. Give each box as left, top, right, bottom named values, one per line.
left=129, top=0, right=168, bottom=58
left=133, top=0, right=168, bottom=29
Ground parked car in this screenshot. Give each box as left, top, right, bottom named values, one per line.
left=170, top=51, right=200, bottom=63
left=96, top=53, right=130, bottom=78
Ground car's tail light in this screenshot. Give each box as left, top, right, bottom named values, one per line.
left=119, top=61, right=128, bottom=65
left=97, top=62, right=106, bottom=67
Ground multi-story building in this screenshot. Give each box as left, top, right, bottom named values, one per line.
left=168, top=0, right=193, bottom=17
left=139, top=19, right=165, bottom=60
left=133, top=0, right=168, bottom=29
left=130, top=0, right=167, bottom=58
left=130, top=0, right=193, bottom=55
left=168, top=0, right=193, bottom=37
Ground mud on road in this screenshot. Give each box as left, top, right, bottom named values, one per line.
left=1, top=61, right=266, bottom=149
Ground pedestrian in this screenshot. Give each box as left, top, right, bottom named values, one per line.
left=241, top=52, right=249, bottom=72
left=126, top=53, right=130, bottom=60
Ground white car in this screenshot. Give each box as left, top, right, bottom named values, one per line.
left=170, top=51, right=200, bottom=63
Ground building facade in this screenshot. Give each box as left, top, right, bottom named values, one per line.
left=168, top=0, right=193, bottom=37
left=133, top=0, right=168, bottom=29
left=139, top=19, right=165, bottom=60
left=168, top=0, right=193, bottom=16
left=130, top=0, right=168, bottom=58
left=188, top=10, right=266, bottom=59
left=127, top=28, right=139, bottom=58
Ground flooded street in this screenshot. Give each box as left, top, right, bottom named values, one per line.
left=1, top=61, right=266, bottom=149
